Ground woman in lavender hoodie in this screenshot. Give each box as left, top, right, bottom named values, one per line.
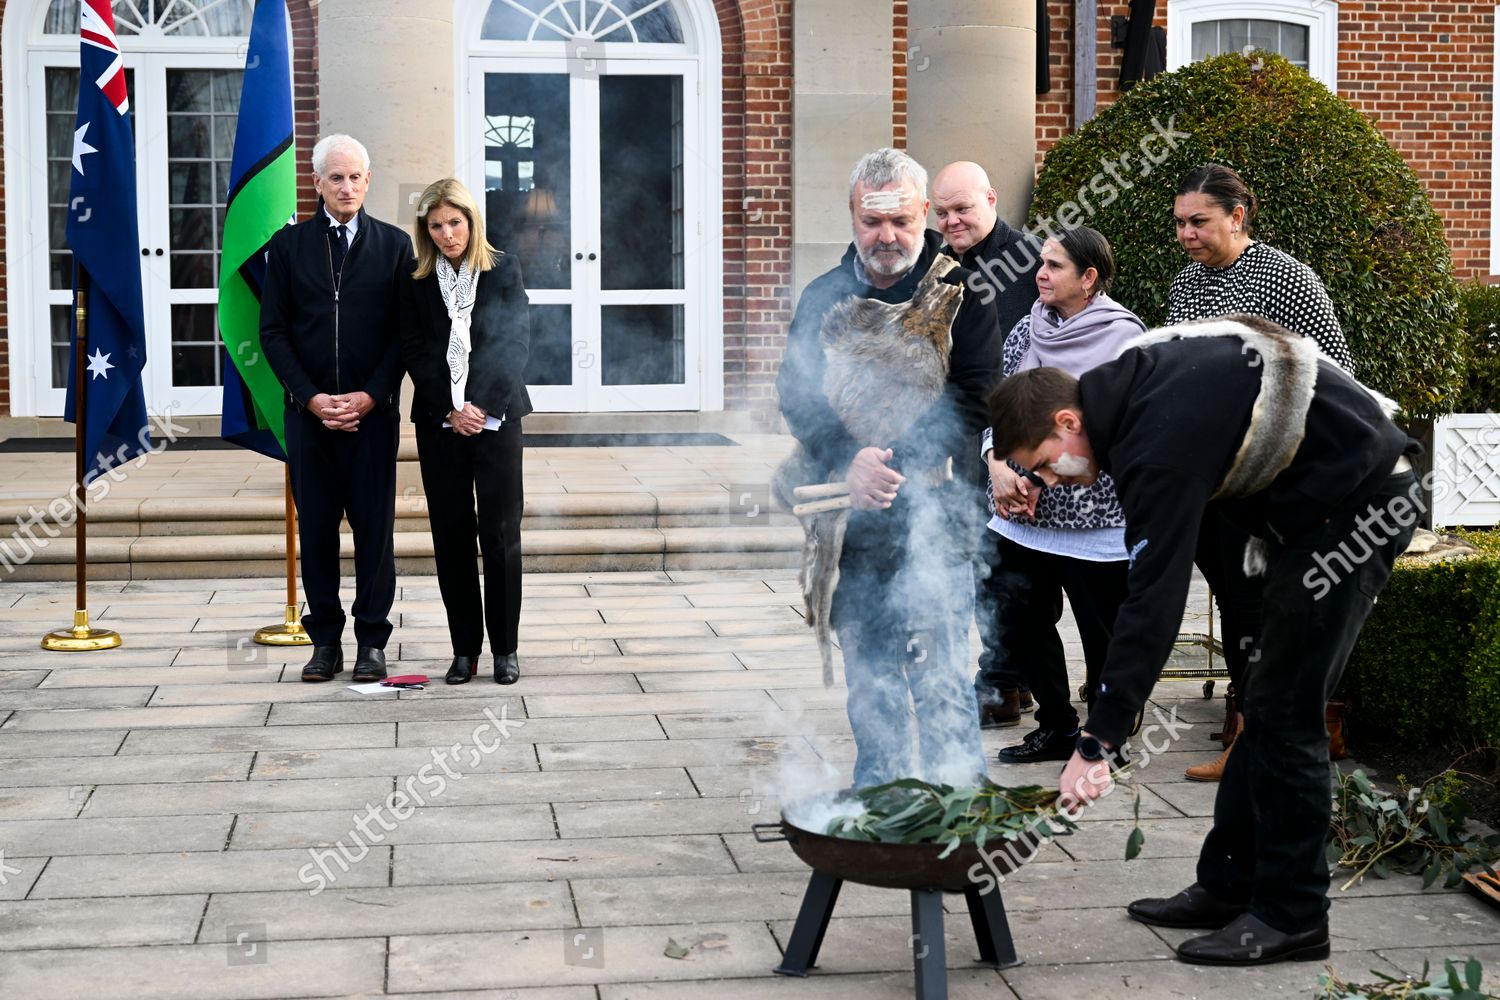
left=983, top=226, right=1147, bottom=765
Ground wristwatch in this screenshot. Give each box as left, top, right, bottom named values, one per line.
left=1077, top=733, right=1128, bottom=768
left=1076, top=734, right=1110, bottom=761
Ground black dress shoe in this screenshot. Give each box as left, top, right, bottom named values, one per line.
left=301, top=645, right=343, bottom=683
left=997, top=727, right=1079, bottom=764
left=1176, top=913, right=1330, bottom=966
left=495, top=652, right=520, bottom=685
left=446, top=655, right=478, bottom=685
left=351, top=646, right=387, bottom=682
left=1127, top=883, right=1249, bottom=929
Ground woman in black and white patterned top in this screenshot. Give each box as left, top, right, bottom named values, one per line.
left=1166, top=163, right=1354, bottom=782
left=1167, top=164, right=1355, bottom=373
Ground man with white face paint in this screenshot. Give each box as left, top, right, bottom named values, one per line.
left=776, top=148, right=1002, bottom=788
left=986, top=316, right=1419, bottom=967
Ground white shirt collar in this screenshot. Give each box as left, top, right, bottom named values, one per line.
left=323, top=205, right=360, bottom=239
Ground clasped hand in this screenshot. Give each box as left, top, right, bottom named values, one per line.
left=310, top=391, right=374, bottom=432
left=988, top=453, right=1039, bottom=519
left=446, top=403, right=489, bottom=436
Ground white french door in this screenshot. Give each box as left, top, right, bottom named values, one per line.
left=27, top=49, right=242, bottom=416
left=465, top=56, right=701, bottom=412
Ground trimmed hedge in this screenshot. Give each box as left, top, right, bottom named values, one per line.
left=1458, top=282, right=1500, bottom=413
left=1344, top=531, right=1500, bottom=749
left=1031, top=51, right=1463, bottom=418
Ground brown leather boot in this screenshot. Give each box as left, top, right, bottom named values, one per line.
left=979, top=687, right=1034, bottom=729
left=1184, top=740, right=1233, bottom=782
left=1185, top=717, right=1242, bottom=782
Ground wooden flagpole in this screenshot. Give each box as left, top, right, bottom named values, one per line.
left=43, top=264, right=121, bottom=652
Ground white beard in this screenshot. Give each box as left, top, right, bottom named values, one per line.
left=857, top=240, right=920, bottom=278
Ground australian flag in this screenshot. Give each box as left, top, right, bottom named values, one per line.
left=65, top=0, right=150, bottom=482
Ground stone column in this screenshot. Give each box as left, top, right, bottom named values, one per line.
left=318, top=0, right=455, bottom=230
left=791, top=0, right=894, bottom=297
left=905, top=1, right=1037, bottom=228
left=319, top=0, right=454, bottom=467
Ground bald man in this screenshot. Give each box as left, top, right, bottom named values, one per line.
left=933, top=162, right=1041, bottom=332
left=931, top=161, right=1045, bottom=729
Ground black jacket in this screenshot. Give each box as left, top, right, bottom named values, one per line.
left=260, top=205, right=409, bottom=411
left=1079, top=335, right=1417, bottom=744
left=400, top=254, right=533, bottom=426
left=776, top=230, right=1002, bottom=555
left=947, top=218, right=1042, bottom=339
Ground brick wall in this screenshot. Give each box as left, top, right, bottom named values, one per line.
left=720, top=0, right=793, bottom=415
left=1340, top=2, right=1494, bottom=280
left=1038, top=1, right=1168, bottom=168
left=288, top=1, right=321, bottom=222
left=893, top=0, right=908, bottom=147
left=1038, top=3, right=1494, bottom=280
left=0, top=1, right=322, bottom=417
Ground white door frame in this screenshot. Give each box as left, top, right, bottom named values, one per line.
left=4, top=0, right=249, bottom=418
left=455, top=0, right=724, bottom=413
left=1166, top=0, right=1339, bottom=91
left=138, top=51, right=245, bottom=416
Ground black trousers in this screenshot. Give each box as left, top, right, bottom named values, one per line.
left=415, top=419, right=524, bottom=657
left=284, top=404, right=399, bottom=648
left=1196, top=471, right=1417, bottom=933
left=980, top=533, right=1129, bottom=734
left=1194, top=510, right=1265, bottom=689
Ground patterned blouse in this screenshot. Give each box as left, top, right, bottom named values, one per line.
left=1165, top=240, right=1355, bottom=374
left=984, top=314, right=1128, bottom=541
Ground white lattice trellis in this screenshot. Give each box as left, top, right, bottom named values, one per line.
left=1433, top=413, right=1500, bottom=528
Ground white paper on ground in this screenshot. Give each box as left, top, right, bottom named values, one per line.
left=346, top=682, right=403, bottom=694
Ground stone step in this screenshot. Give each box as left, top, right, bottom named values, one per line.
left=0, top=491, right=799, bottom=538
left=1, top=523, right=803, bottom=581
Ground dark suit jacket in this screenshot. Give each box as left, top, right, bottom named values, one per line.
left=400, top=253, right=534, bottom=426
left=261, top=204, right=411, bottom=411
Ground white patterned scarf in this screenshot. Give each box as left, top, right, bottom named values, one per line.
left=437, top=257, right=480, bottom=412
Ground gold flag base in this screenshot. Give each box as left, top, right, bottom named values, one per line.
left=254, top=605, right=311, bottom=646
left=41, top=609, right=122, bottom=652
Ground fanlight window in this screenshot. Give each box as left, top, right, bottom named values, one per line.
left=482, top=0, right=684, bottom=43
left=43, top=0, right=251, bottom=37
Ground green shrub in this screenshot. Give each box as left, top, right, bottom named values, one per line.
left=1457, top=282, right=1500, bottom=413
left=1031, top=52, right=1463, bottom=418
left=1344, top=531, right=1500, bottom=748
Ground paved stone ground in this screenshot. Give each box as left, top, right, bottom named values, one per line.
left=0, top=569, right=1496, bottom=999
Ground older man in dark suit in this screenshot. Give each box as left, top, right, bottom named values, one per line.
left=260, top=134, right=410, bottom=682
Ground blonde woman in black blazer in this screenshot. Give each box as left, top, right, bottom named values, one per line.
left=400, top=178, right=532, bottom=685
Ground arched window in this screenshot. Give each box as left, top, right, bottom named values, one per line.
left=9, top=0, right=256, bottom=417
left=1167, top=0, right=1338, bottom=90
left=457, top=0, right=721, bottom=413
left=42, top=0, right=251, bottom=38
left=482, top=0, right=685, bottom=44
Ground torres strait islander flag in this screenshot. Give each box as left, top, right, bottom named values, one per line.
left=218, top=0, right=297, bottom=459
left=65, top=0, right=151, bottom=481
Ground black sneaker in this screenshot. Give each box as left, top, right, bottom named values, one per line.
left=997, top=727, right=1079, bottom=764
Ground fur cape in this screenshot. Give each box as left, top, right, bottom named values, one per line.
left=1120, top=315, right=1397, bottom=575
left=775, top=253, right=964, bottom=685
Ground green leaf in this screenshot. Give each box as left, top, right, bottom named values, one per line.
left=1125, top=827, right=1145, bottom=862
left=1466, top=957, right=1483, bottom=990
left=663, top=938, right=690, bottom=960
left=1428, top=804, right=1450, bottom=841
